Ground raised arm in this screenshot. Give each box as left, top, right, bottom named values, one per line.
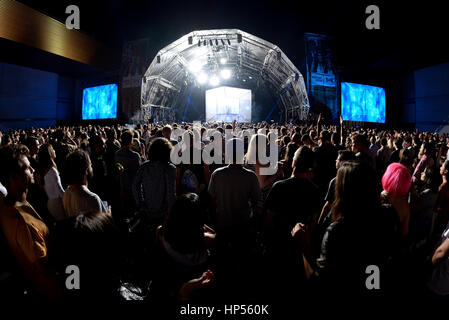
left=339, top=114, right=345, bottom=146
left=317, top=113, right=322, bottom=139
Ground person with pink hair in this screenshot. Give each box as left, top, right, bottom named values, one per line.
left=381, top=162, right=412, bottom=236
left=382, top=162, right=412, bottom=197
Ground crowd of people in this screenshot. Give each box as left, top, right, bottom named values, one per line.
left=1, top=115, right=449, bottom=302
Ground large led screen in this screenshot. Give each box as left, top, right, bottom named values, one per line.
left=206, top=86, right=251, bottom=122
left=341, top=82, right=385, bottom=123
left=82, top=84, right=118, bottom=120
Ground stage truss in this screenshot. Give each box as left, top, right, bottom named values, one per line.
left=141, top=29, right=309, bottom=123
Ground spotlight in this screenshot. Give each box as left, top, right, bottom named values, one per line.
left=197, top=73, right=208, bottom=84
left=237, top=34, right=242, bottom=43
left=204, top=40, right=207, bottom=46
left=188, top=36, right=193, bottom=45
left=188, top=60, right=203, bottom=73
left=227, top=39, right=231, bottom=45
left=221, top=39, right=225, bottom=45
left=220, top=57, right=227, bottom=64
left=209, top=75, right=220, bottom=86
left=210, top=39, right=213, bottom=46
left=215, top=39, right=219, bottom=45
left=220, top=69, right=231, bottom=79
left=198, top=40, right=201, bottom=47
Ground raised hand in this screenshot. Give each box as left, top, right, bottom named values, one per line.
left=179, top=270, right=215, bottom=300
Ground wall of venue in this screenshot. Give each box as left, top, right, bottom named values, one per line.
left=413, top=62, right=449, bottom=133
left=0, top=62, right=75, bottom=131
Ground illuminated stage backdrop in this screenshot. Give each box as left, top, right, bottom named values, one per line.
left=205, top=86, right=251, bottom=123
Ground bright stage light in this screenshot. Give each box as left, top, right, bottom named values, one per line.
left=220, top=57, right=227, bottom=64
left=220, top=69, right=231, bottom=79
left=197, top=73, right=208, bottom=84
left=188, top=60, right=203, bottom=73
left=209, top=75, right=220, bottom=86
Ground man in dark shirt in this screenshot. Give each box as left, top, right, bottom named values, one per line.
left=263, top=146, right=321, bottom=297
left=115, top=130, right=141, bottom=217
left=264, top=146, right=320, bottom=244
left=313, top=130, right=338, bottom=198
left=389, top=137, right=403, bottom=164
left=352, top=133, right=375, bottom=170
left=88, top=135, right=108, bottom=201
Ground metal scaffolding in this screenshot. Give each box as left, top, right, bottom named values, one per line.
left=141, top=29, right=309, bottom=123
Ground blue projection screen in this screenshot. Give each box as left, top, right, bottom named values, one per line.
left=341, top=82, right=385, bottom=123
left=82, top=84, right=118, bottom=120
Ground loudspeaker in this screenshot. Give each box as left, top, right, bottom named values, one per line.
left=188, top=36, right=193, bottom=45
left=277, top=51, right=281, bottom=60
left=237, top=34, right=242, bottom=43
left=157, top=55, right=161, bottom=63
left=295, top=72, right=299, bottom=82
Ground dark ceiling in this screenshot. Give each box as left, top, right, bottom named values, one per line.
left=6, top=0, right=449, bottom=78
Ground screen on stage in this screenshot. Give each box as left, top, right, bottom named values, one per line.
left=341, top=82, right=385, bottom=123
left=82, top=84, right=118, bottom=120
left=206, top=86, right=251, bottom=122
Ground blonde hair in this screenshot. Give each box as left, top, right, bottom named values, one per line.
left=245, top=133, right=268, bottom=165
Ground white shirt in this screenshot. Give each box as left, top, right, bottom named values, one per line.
left=0, top=183, right=7, bottom=198
left=44, top=167, right=65, bottom=199
left=63, top=185, right=107, bottom=218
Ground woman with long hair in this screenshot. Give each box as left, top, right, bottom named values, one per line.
left=245, top=133, right=283, bottom=204
left=37, top=144, right=65, bottom=221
